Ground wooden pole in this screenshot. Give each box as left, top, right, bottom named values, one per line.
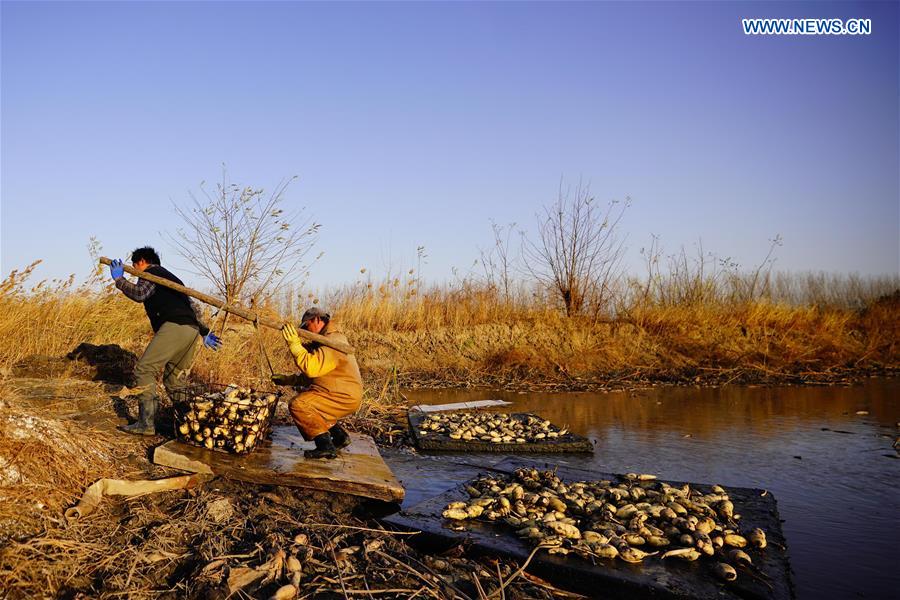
left=99, top=257, right=354, bottom=355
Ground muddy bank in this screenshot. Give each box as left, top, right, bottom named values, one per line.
left=397, top=364, right=900, bottom=393
left=11, top=339, right=898, bottom=396
left=4, top=475, right=567, bottom=599
left=352, top=303, right=900, bottom=392
left=0, top=376, right=573, bottom=600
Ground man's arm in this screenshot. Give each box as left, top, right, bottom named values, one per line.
left=282, top=324, right=338, bottom=378
left=115, top=277, right=155, bottom=302
left=189, top=299, right=211, bottom=336
left=292, top=345, right=339, bottom=378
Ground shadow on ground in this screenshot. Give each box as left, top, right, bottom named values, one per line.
left=11, top=343, right=137, bottom=385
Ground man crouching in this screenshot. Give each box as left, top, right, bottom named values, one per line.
left=277, top=308, right=362, bottom=459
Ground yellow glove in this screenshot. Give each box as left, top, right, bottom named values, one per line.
left=281, top=323, right=307, bottom=358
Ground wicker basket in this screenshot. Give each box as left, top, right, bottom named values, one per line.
left=172, top=383, right=280, bottom=455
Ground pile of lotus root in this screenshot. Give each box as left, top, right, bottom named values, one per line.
left=176, top=385, right=277, bottom=454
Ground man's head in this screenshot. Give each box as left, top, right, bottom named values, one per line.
left=300, top=307, right=330, bottom=334
left=130, top=247, right=160, bottom=272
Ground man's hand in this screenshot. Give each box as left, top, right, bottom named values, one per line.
left=271, top=372, right=312, bottom=388
left=271, top=373, right=295, bottom=386
left=110, top=258, right=125, bottom=280
left=203, top=332, right=222, bottom=351
left=281, top=323, right=306, bottom=358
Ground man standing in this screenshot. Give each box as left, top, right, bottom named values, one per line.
left=109, top=246, right=222, bottom=436
left=277, top=308, right=362, bottom=459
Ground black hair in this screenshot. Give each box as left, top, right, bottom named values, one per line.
left=130, top=246, right=161, bottom=265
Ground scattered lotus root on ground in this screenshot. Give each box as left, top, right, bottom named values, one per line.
left=442, top=467, right=768, bottom=583
left=418, top=412, right=569, bottom=443
left=174, top=384, right=277, bottom=454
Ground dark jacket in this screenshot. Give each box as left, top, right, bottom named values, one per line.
left=143, top=265, right=209, bottom=336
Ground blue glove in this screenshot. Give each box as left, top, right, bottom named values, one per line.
left=110, top=258, right=124, bottom=280
left=203, top=332, right=222, bottom=351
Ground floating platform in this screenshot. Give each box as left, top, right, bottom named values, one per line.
left=383, top=458, right=794, bottom=600
left=153, top=426, right=404, bottom=503
left=408, top=410, right=594, bottom=453
left=409, top=399, right=512, bottom=413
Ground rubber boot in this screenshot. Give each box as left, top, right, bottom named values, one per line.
left=329, top=424, right=351, bottom=450
left=305, top=432, right=337, bottom=459
left=118, top=397, right=157, bottom=436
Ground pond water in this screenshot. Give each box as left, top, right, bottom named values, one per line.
left=401, top=378, right=900, bottom=600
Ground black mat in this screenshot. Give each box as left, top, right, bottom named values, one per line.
left=383, top=458, right=794, bottom=600
left=408, top=411, right=594, bottom=453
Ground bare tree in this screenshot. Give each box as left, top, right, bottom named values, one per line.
left=523, top=181, right=629, bottom=317
left=166, top=170, right=321, bottom=312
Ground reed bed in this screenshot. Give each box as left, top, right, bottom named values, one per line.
left=1, top=262, right=897, bottom=388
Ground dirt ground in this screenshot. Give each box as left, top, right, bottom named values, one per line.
left=0, top=355, right=580, bottom=600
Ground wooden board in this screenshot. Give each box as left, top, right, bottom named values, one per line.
left=383, top=458, right=794, bottom=600
left=153, top=426, right=404, bottom=503
left=408, top=411, right=594, bottom=453
left=409, top=400, right=512, bottom=413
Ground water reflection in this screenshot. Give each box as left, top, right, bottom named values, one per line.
left=403, top=378, right=900, bottom=600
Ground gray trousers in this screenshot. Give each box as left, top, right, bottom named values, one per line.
left=134, top=322, right=200, bottom=412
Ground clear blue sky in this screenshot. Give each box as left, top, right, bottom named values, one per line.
left=2, top=1, right=898, bottom=292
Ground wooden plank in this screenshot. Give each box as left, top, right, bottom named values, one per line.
left=98, top=257, right=353, bottom=354
left=153, top=426, right=404, bottom=503
left=383, top=458, right=794, bottom=600
left=408, top=411, right=594, bottom=453
left=409, top=400, right=512, bottom=413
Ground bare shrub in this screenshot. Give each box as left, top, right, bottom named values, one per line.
left=478, top=220, right=518, bottom=303
left=523, top=181, right=629, bottom=316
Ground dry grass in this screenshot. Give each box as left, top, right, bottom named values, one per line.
left=0, top=380, right=137, bottom=544
left=1, top=262, right=897, bottom=389
left=1, top=481, right=570, bottom=599
left=0, top=261, right=147, bottom=366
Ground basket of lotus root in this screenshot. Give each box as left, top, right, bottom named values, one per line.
left=172, top=383, right=280, bottom=454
